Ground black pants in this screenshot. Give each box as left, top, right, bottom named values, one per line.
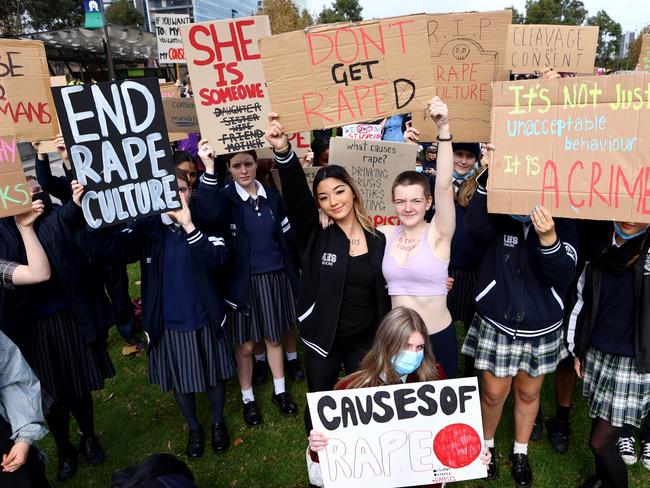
left=104, top=263, right=135, bottom=340
left=429, top=324, right=458, bottom=379
left=303, top=327, right=375, bottom=432
left=0, top=419, right=50, bottom=488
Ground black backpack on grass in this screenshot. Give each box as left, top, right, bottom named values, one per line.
left=111, top=454, right=197, bottom=488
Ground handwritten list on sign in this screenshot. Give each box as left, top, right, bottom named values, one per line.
left=489, top=73, right=650, bottom=223
left=180, top=16, right=272, bottom=154
left=329, top=137, right=417, bottom=226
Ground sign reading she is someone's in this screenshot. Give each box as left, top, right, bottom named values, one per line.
left=52, top=78, right=180, bottom=229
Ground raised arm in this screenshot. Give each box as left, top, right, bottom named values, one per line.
left=428, top=97, right=455, bottom=241
left=10, top=201, right=51, bottom=286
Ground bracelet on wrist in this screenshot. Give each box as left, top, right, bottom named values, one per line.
left=436, top=133, right=453, bottom=142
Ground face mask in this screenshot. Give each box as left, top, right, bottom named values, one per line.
left=613, top=222, right=649, bottom=240
left=32, top=191, right=53, bottom=212
left=453, top=169, right=475, bottom=181
left=509, top=214, right=531, bottom=224
left=391, top=350, right=424, bottom=376
left=415, top=166, right=423, bottom=173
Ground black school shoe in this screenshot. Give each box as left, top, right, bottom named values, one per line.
left=243, top=400, right=262, bottom=427
left=186, top=428, right=204, bottom=459
left=57, top=444, right=78, bottom=482
left=546, top=416, right=570, bottom=453
left=487, top=447, right=498, bottom=480
left=530, top=409, right=544, bottom=441
left=510, top=453, right=532, bottom=488
left=581, top=478, right=609, bottom=488
left=272, top=392, right=298, bottom=416
left=79, top=434, right=105, bottom=465
left=211, top=422, right=229, bottom=453
left=286, top=358, right=305, bottom=382
left=253, top=359, right=268, bottom=385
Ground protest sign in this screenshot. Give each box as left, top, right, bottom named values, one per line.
left=162, top=97, right=199, bottom=133
left=489, top=73, right=650, bottom=222
left=422, top=10, right=511, bottom=142
left=639, top=34, right=650, bottom=72
left=160, top=82, right=180, bottom=98
left=271, top=165, right=320, bottom=194
left=260, top=14, right=437, bottom=138
left=0, top=39, right=58, bottom=141
left=52, top=78, right=180, bottom=229
left=155, top=14, right=191, bottom=64
left=342, top=124, right=382, bottom=140
left=257, top=131, right=311, bottom=160
left=0, top=136, right=30, bottom=217
left=180, top=16, right=272, bottom=154
left=505, top=25, right=599, bottom=74
left=329, top=137, right=417, bottom=226
left=307, top=377, right=486, bottom=487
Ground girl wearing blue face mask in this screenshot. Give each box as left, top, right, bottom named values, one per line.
left=567, top=220, right=650, bottom=488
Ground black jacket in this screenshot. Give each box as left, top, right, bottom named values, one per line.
left=95, top=216, right=229, bottom=347
left=195, top=174, right=300, bottom=314
left=566, top=224, right=650, bottom=373
left=275, top=148, right=390, bottom=357
left=465, top=185, right=578, bottom=339
left=34, top=153, right=73, bottom=203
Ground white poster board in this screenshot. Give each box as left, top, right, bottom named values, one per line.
left=307, top=377, right=486, bottom=487
left=155, top=14, right=191, bottom=64
left=342, top=124, right=383, bottom=140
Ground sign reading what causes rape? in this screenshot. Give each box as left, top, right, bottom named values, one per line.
left=52, top=78, right=180, bottom=229
left=307, top=377, right=486, bottom=487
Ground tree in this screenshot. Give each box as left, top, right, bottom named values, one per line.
left=622, top=25, right=650, bottom=70
left=523, top=0, right=587, bottom=25
left=509, top=6, right=525, bottom=24
left=587, top=10, right=622, bottom=68
left=0, top=0, right=82, bottom=35
left=105, top=0, right=144, bottom=27
left=317, top=0, right=363, bottom=24
left=258, top=0, right=312, bottom=35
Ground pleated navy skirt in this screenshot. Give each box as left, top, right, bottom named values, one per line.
left=26, top=308, right=115, bottom=403
left=148, top=322, right=236, bottom=394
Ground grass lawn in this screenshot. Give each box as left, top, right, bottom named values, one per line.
left=38, top=263, right=650, bottom=487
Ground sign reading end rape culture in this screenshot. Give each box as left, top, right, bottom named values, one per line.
left=260, top=14, right=437, bottom=139
left=307, top=377, right=486, bottom=488
left=489, top=73, right=650, bottom=222
left=52, top=78, right=180, bottom=229
left=180, top=16, right=272, bottom=154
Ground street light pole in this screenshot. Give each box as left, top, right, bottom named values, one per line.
left=100, top=0, right=116, bottom=80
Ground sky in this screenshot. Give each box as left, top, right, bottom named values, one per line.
left=306, top=0, right=650, bottom=33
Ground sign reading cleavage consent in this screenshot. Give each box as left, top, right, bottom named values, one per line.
left=307, top=377, right=486, bottom=487
left=52, top=78, right=180, bottom=229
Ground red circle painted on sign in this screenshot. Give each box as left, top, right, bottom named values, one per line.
left=433, top=423, right=482, bottom=469
left=355, top=124, right=374, bottom=133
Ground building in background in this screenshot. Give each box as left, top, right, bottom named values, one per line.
left=193, top=0, right=259, bottom=22
left=141, top=0, right=194, bottom=33
left=618, top=31, right=635, bottom=59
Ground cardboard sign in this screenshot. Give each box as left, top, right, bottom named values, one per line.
left=489, top=73, right=650, bottom=222
left=342, top=124, right=382, bottom=140
left=0, top=137, right=30, bottom=217
left=180, top=16, right=272, bottom=154
left=639, top=35, right=650, bottom=72
left=422, top=10, right=511, bottom=142
left=0, top=39, right=59, bottom=141
left=155, top=14, right=191, bottom=64
left=257, top=131, right=311, bottom=159
left=271, top=165, right=320, bottom=193
left=160, top=82, right=180, bottom=98
left=307, top=378, right=486, bottom=487
left=260, top=14, right=436, bottom=138
left=52, top=78, right=180, bottom=229
left=162, top=97, right=199, bottom=133
left=505, top=25, right=599, bottom=74
left=329, top=137, right=417, bottom=226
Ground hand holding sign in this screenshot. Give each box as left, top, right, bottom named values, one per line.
left=197, top=138, right=216, bottom=173
left=166, top=189, right=193, bottom=230
left=265, top=113, right=289, bottom=152
left=71, top=180, right=84, bottom=208
left=427, top=96, right=449, bottom=129
left=14, top=200, right=45, bottom=228
left=531, top=206, right=557, bottom=246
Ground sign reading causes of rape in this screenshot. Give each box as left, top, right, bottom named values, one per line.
left=155, top=14, right=191, bottom=64
left=162, top=97, right=199, bottom=133
left=639, top=35, right=650, bottom=72
left=52, top=78, right=180, bottom=229
left=0, top=137, right=30, bottom=217
left=307, top=378, right=486, bottom=487
left=180, top=16, right=272, bottom=154
left=505, top=25, right=599, bottom=74
left=0, top=39, right=58, bottom=141
left=259, top=14, right=437, bottom=138
left=424, top=10, right=511, bottom=142
left=489, top=73, right=650, bottom=222
left=329, top=137, right=417, bottom=227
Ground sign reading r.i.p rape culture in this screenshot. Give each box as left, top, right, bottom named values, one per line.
left=307, top=377, right=487, bottom=487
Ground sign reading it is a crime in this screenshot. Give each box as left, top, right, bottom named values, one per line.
left=52, top=78, right=180, bottom=229
left=180, top=16, right=272, bottom=154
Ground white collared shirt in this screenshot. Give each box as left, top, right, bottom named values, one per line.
left=234, top=180, right=267, bottom=202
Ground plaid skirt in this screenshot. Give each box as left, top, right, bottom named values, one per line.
left=461, top=314, right=568, bottom=378
left=148, top=322, right=236, bottom=394
left=582, top=346, right=650, bottom=428
left=227, top=270, right=295, bottom=345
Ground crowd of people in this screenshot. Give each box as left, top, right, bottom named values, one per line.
left=0, top=73, right=649, bottom=488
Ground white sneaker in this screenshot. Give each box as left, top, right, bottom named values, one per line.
left=641, top=440, right=650, bottom=470
left=616, top=436, right=637, bottom=465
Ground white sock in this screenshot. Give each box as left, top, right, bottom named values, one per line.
left=273, top=377, right=286, bottom=395
left=286, top=351, right=298, bottom=361
left=255, top=353, right=267, bottom=362
left=484, top=438, right=495, bottom=448
left=513, top=441, right=528, bottom=455
left=241, top=388, right=255, bottom=404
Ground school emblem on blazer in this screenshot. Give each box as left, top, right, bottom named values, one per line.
left=230, top=223, right=237, bottom=237
left=321, top=252, right=337, bottom=267
left=644, top=249, right=650, bottom=276
left=503, top=235, right=518, bottom=248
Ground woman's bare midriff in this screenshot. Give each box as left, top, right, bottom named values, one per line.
left=390, top=294, right=452, bottom=335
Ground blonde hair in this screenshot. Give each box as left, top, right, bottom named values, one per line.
left=456, top=171, right=480, bottom=208
left=338, top=307, right=438, bottom=389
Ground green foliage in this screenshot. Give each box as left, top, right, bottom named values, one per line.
left=622, top=25, right=650, bottom=70
left=0, top=0, right=82, bottom=35
left=258, top=0, right=313, bottom=35
left=317, top=0, right=363, bottom=24
left=510, top=6, right=525, bottom=24
left=523, top=0, right=587, bottom=25
left=105, top=0, right=144, bottom=27
left=587, top=10, right=622, bottom=68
